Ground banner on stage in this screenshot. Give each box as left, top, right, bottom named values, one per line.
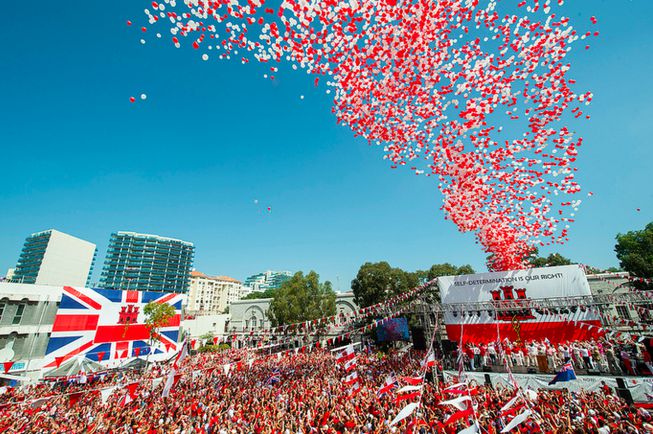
left=438, top=265, right=601, bottom=343
left=443, top=370, right=653, bottom=403
left=43, top=286, right=184, bottom=370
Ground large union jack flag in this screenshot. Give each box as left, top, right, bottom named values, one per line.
left=43, top=286, right=183, bottom=368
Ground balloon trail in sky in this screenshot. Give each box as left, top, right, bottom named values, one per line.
left=137, top=0, right=598, bottom=271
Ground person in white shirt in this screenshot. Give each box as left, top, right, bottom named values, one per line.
left=580, top=345, right=593, bottom=370
left=487, top=343, right=497, bottom=366
left=527, top=342, right=538, bottom=367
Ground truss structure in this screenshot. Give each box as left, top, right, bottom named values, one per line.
left=435, top=290, right=653, bottom=314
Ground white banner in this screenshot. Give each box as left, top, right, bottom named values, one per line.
left=439, top=264, right=591, bottom=307
left=437, top=265, right=600, bottom=343
left=443, top=370, right=653, bottom=403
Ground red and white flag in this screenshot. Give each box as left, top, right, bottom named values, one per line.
left=344, top=371, right=359, bottom=386
left=501, top=409, right=532, bottom=433
left=343, top=357, right=357, bottom=373
left=395, top=390, right=421, bottom=404
left=347, top=382, right=362, bottom=397
left=162, top=368, right=178, bottom=398
left=440, top=396, right=472, bottom=411
left=390, top=402, right=419, bottom=426
left=397, top=385, right=423, bottom=394
left=403, top=376, right=424, bottom=386
left=336, top=345, right=355, bottom=364
left=173, top=339, right=188, bottom=368
left=422, top=351, right=436, bottom=369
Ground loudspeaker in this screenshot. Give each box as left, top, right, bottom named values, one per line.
left=411, top=328, right=426, bottom=350
left=484, top=374, right=492, bottom=386
left=616, top=388, right=634, bottom=405
left=616, top=377, right=627, bottom=389
left=527, top=367, right=537, bottom=374
left=483, top=366, right=492, bottom=372
left=441, top=340, right=456, bottom=353
left=587, top=369, right=601, bottom=376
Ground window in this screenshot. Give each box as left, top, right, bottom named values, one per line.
left=0, top=302, right=4, bottom=320
left=250, top=317, right=257, bottom=329
left=616, top=305, right=631, bottom=320
left=13, top=304, right=25, bottom=325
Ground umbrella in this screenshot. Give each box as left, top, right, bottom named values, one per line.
left=43, top=357, right=105, bottom=379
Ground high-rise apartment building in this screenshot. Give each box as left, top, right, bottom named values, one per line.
left=243, top=270, right=292, bottom=292
left=100, top=232, right=194, bottom=293
left=187, top=271, right=244, bottom=314
left=11, top=229, right=96, bottom=287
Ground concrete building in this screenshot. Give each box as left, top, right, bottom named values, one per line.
left=187, top=271, right=243, bottom=314
left=181, top=314, right=229, bottom=340
left=10, top=229, right=96, bottom=287
left=0, top=283, right=61, bottom=380
left=229, top=292, right=358, bottom=333
left=243, top=270, right=292, bottom=293
left=3, top=269, right=15, bottom=282
left=587, top=271, right=641, bottom=324
left=100, top=232, right=194, bottom=293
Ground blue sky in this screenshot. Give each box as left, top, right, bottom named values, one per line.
left=0, top=0, right=651, bottom=289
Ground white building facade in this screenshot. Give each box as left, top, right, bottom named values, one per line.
left=11, top=229, right=96, bottom=287
left=229, top=292, right=358, bottom=333
left=187, top=271, right=244, bottom=314
left=243, top=270, right=292, bottom=293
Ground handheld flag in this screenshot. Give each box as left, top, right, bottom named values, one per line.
left=377, top=375, right=398, bottom=398
left=549, top=362, right=576, bottom=385
left=422, top=351, right=436, bottom=369
left=266, top=368, right=281, bottom=385
left=336, top=345, right=355, bottom=364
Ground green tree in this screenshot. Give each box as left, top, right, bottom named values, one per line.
left=421, top=263, right=475, bottom=303
left=352, top=262, right=474, bottom=307
left=425, top=263, right=475, bottom=280
left=530, top=252, right=573, bottom=268
left=243, top=287, right=278, bottom=300
left=143, top=301, right=176, bottom=363
left=144, top=302, right=176, bottom=343
left=351, top=262, right=414, bottom=308
left=268, top=271, right=336, bottom=326
left=615, top=222, right=653, bottom=290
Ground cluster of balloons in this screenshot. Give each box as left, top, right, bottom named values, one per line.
left=137, top=0, right=597, bottom=271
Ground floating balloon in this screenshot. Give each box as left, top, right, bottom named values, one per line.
left=140, top=0, right=597, bottom=270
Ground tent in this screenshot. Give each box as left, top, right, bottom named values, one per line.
left=120, top=357, right=148, bottom=370
left=42, top=357, right=105, bottom=379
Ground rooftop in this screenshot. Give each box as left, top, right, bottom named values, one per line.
left=191, top=270, right=241, bottom=284
left=115, top=231, right=194, bottom=246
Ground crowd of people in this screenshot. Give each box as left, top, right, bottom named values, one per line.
left=1, top=343, right=653, bottom=433
left=448, top=337, right=653, bottom=376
